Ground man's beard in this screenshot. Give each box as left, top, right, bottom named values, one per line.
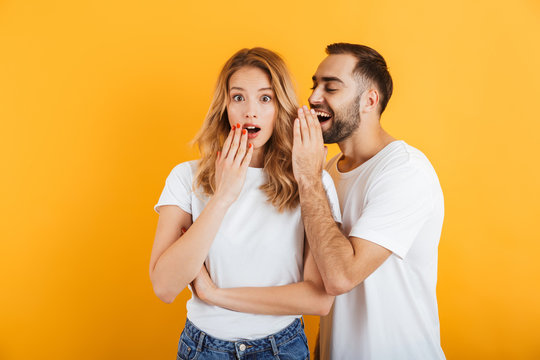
left=322, top=94, right=361, bottom=144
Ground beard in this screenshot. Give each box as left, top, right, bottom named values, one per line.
left=322, top=94, right=362, bottom=144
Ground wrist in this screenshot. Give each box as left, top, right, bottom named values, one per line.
left=209, top=193, right=234, bottom=209
left=205, top=286, right=220, bottom=306
left=298, top=175, right=322, bottom=192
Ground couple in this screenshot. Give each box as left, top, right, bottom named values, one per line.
left=150, top=43, right=445, bottom=360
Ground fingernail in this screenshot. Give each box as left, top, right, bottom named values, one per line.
left=242, top=129, right=247, bottom=135
left=311, top=109, right=316, bottom=114
left=232, top=125, right=235, bottom=130
left=303, top=105, right=309, bottom=110
left=299, top=108, right=303, bottom=113
left=181, top=227, right=186, bottom=232
left=249, top=143, right=253, bottom=148
left=236, top=123, right=241, bottom=128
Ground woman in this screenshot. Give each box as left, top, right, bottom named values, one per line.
left=150, top=47, right=341, bottom=360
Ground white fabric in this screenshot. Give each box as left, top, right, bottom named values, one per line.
left=155, top=160, right=341, bottom=340
left=320, top=141, right=445, bottom=360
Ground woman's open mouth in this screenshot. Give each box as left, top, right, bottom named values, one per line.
left=243, top=124, right=261, bottom=139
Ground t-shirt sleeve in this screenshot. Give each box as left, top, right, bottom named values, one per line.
left=322, top=170, right=342, bottom=224
left=154, top=162, right=193, bottom=214
left=349, top=163, right=433, bottom=259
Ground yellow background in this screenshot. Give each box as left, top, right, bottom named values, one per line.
left=1, top=0, right=539, bottom=359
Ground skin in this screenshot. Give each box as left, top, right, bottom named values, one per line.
left=227, top=66, right=275, bottom=168
left=292, top=53, right=397, bottom=296
left=150, top=66, right=334, bottom=316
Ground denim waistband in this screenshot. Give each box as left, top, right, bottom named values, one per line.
left=182, top=317, right=304, bottom=355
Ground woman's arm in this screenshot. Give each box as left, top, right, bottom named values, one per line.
left=149, top=126, right=253, bottom=304
left=192, top=237, right=335, bottom=316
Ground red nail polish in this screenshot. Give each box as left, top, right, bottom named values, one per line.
left=181, top=227, right=187, bottom=232
left=237, top=123, right=241, bottom=128
left=242, top=129, right=247, bottom=135
left=249, top=143, right=253, bottom=148
left=232, top=125, right=235, bottom=130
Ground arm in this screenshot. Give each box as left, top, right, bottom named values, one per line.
left=291, top=107, right=391, bottom=296
left=192, top=238, right=335, bottom=316
left=149, top=125, right=253, bottom=303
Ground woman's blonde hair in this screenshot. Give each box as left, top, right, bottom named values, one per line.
left=193, top=47, right=299, bottom=212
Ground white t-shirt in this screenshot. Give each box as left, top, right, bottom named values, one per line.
left=320, top=141, right=445, bottom=360
left=155, top=160, right=341, bottom=340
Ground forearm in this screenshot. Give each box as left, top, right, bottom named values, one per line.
left=205, top=281, right=334, bottom=316
left=151, top=197, right=230, bottom=302
left=298, top=178, right=355, bottom=294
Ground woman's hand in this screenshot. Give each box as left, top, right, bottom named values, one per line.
left=191, top=265, right=217, bottom=304
left=214, top=123, right=254, bottom=206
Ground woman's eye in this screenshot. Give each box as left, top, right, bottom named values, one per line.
left=232, top=95, right=244, bottom=101
left=325, top=88, right=337, bottom=92
left=261, top=95, right=271, bottom=103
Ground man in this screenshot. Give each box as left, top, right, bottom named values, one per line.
left=292, top=43, right=445, bottom=359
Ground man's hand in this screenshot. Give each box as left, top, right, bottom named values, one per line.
left=191, top=265, right=217, bottom=304
left=293, top=105, right=327, bottom=185
left=292, top=106, right=327, bottom=186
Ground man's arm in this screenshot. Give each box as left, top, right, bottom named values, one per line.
left=292, top=107, right=391, bottom=295
left=191, top=240, right=334, bottom=316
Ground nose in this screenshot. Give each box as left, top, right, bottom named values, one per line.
left=244, top=101, right=258, bottom=119
left=308, top=86, right=323, bottom=106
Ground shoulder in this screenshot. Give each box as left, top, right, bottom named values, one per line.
left=169, top=160, right=199, bottom=178
left=378, top=141, right=437, bottom=178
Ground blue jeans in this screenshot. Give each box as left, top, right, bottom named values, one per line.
left=176, top=318, right=310, bottom=360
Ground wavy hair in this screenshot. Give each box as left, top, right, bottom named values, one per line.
left=193, top=48, right=299, bottom=212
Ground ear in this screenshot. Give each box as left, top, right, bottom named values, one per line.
left=361, top=89, right=380, bottom=113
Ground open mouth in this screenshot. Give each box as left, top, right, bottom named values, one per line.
left=243, top=124, right=261, bottom=139
left=243, top=125, right=261, bottom=134
left=315, top=110, right=333, bottom=123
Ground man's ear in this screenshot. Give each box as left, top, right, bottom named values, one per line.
left=361, top=88, right=380, bottom=113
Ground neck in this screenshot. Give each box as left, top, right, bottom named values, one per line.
left=249, top=147, right=265, bottom=168
left=336, top=116, right=396, bottom=172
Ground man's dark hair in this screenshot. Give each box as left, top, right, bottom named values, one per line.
left=326, top=43, right=393, bottom=114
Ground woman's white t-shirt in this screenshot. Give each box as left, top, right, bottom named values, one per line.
left=155, top=160, right=341, bottom=340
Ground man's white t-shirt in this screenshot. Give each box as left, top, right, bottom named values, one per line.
left=155, top=160, right=341, bottom=341
left=320, top=141, right=445, bottom=360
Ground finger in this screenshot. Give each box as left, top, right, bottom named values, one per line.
left=310, top=108, right=324, bottom=142
left=221, top=126, right=235, bottom=158
left=293, top=118, right=302, bottom=145
left=303, top=106, right=316, bottom=140
left=298, top=108, right=311, bottom=143
left=240, top=143, right=254, bottom=168
left=234, top=128, right=248, bottom=165
left=227, top=123, right=242, bottom=160
left=305, top=106, right=321, bottom=138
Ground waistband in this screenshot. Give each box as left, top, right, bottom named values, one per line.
left=182, top=317, right=304, bottom=355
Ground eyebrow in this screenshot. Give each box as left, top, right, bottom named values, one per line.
left=311, top=76, right=345, bottom=85
left=230, top=87, right=273, bottom=91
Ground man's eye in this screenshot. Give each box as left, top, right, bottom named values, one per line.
left=325, top=88, right=337, bottom=92
left=233, top=95, right=244, bottom=101
left=261, top=95, right=271, bottom=102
